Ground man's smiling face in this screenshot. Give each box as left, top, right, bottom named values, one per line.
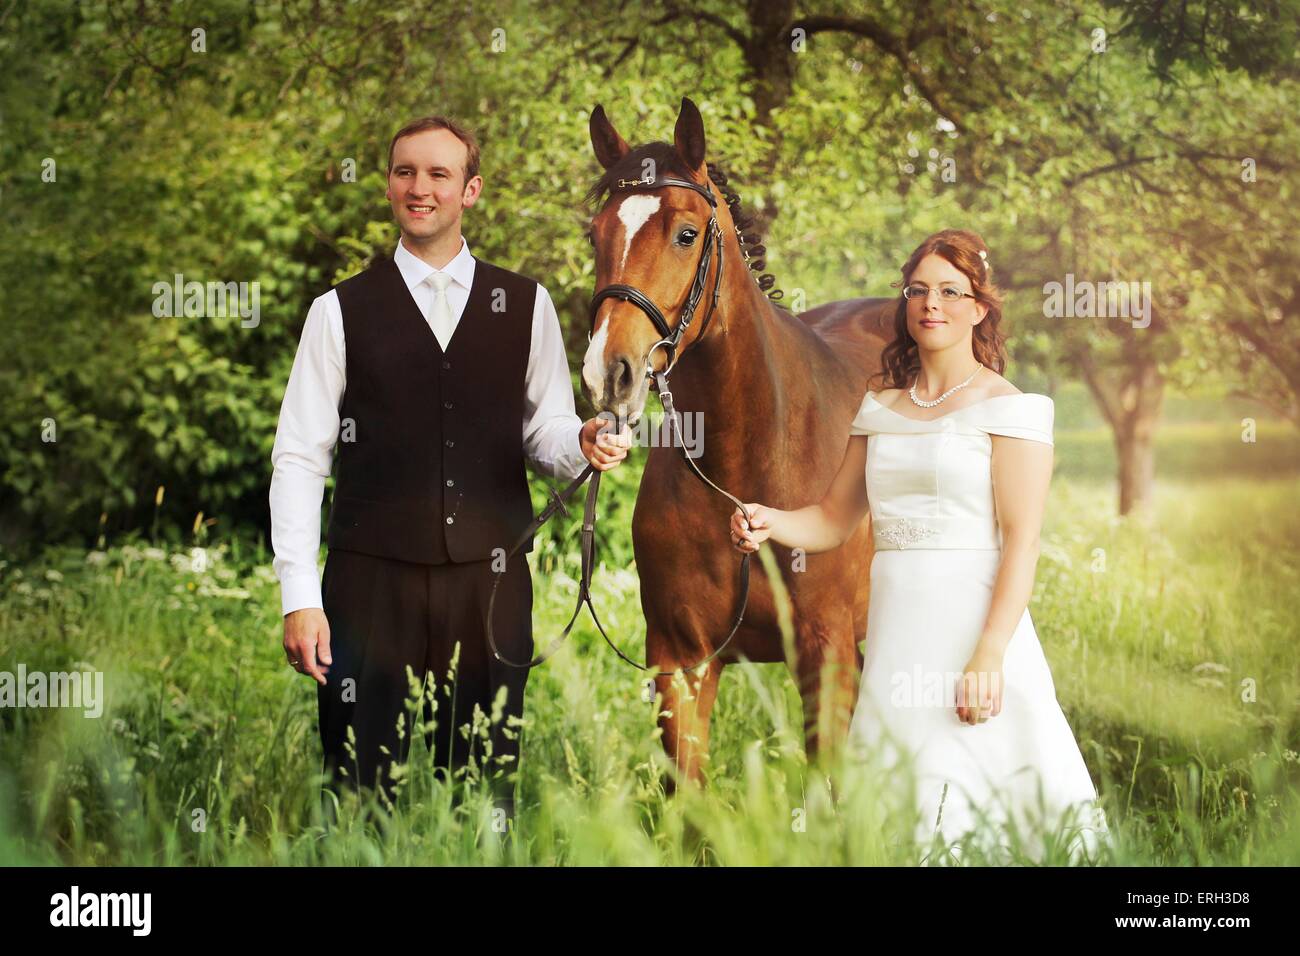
left=385, top=128, right=481, bottom=244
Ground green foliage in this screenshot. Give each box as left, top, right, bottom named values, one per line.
left=1, top=0, right=1295, bottom=540
left=1102, top=0, right=1300, bottom=79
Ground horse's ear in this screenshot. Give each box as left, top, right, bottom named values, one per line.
left=673, top=96, right=706, bottom=173
left=590, top=104, right=631, bottom=170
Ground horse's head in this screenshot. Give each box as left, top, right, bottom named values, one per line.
left=582, top=97, right=732, bottom=425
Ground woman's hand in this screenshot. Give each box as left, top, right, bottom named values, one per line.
left=729, top=503, right=772, bottom=553
left=956, top=646, right=1005, bottom=726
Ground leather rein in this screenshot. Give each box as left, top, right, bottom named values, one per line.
left=485, top=173, right=754, bottom=673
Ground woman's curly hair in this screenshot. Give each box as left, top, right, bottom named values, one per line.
left=872, top=229, right=1008, bottom=390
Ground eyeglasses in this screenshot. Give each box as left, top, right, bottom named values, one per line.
left=902, top=283, right=976, bottom=302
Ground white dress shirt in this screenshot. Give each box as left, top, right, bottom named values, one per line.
left=269, top=235, right=590, bottom=615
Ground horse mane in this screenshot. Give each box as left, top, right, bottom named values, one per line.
left=586, top=142, right=787, bottom=308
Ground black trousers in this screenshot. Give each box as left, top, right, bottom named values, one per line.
left=317, top=548, right=533, bottom=813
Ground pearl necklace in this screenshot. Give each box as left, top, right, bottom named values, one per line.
left=909, top=364, right=983, bottom=408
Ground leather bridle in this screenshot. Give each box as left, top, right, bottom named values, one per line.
left=485, top=172, right=753, bottom=675
left=588, top=175, right=725, bottom=374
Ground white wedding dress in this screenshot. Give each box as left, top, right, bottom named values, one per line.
left=846, top=390, right=1108, bottom=863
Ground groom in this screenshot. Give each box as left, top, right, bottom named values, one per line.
left=269, top=115, right=629, bottom=819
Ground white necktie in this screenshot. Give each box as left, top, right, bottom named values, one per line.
left=426, top=271, right=455, bottom=350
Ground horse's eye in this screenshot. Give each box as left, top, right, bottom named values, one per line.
left=677, top=229, right=698, bottom=246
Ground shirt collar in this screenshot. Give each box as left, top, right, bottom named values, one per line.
left=393, top=235, right=475, bottom=292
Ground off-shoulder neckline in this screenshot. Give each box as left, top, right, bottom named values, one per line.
left=864, top=390, right=1051, bottom=424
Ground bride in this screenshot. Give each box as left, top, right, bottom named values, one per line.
left=728, top=229, right=1108, bottom=862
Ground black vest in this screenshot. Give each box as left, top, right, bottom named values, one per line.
left=325, top=253, right=538, bottom=565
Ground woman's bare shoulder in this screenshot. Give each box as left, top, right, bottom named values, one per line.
left=874, top=386, right=904, bottom=407
left=977, top=369, right=1023, bottom=399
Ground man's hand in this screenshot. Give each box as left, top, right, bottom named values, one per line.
left=579, top=417, right=632, bottom=471
left=284, top=607, right=332, bottom=686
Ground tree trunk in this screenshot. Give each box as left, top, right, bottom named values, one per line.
left=1115, top=352, right=1165, bottom=515
left=1115, top=420, right=1158, bottom=515
left=1074, top=342, right=1167, bottom=516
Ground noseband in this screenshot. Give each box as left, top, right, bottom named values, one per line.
left=486, top=172, right=752, bottom=678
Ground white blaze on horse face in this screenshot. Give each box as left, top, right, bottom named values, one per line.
left=616, top=194, right=660, bottom=271
left=582, top=195, right=659, bottom=409
left=582, top=319, right=611, bottom=405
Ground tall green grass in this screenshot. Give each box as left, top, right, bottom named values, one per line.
left=0, top=422, right=1297, bottom=865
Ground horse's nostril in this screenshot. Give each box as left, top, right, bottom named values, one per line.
left=604, top=355, right=638, bottom=404
left=616, top=357, right=634, bottom=394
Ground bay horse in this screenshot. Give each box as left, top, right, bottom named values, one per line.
left=581, top=97, right=895, bottom=785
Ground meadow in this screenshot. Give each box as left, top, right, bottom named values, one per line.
left=1, top=416, right=1297, bottom=866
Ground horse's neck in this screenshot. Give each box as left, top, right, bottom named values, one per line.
left=659, top=272, right=803, bottom=474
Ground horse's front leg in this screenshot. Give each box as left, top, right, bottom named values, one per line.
left=647, top=634, right=722, bottom=791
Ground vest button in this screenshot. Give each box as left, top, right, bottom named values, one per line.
left=445, top=479, right=454, bottom=487
left=445, top=516, right=454, bottom=525
left=445, top=440, right=455, bottom=448
left=444, top=401, right=453, bottom=410
left=442, top=361, right=451, bottom=370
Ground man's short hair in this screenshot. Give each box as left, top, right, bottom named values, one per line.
left=387, top=115, right=481, bottom=184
